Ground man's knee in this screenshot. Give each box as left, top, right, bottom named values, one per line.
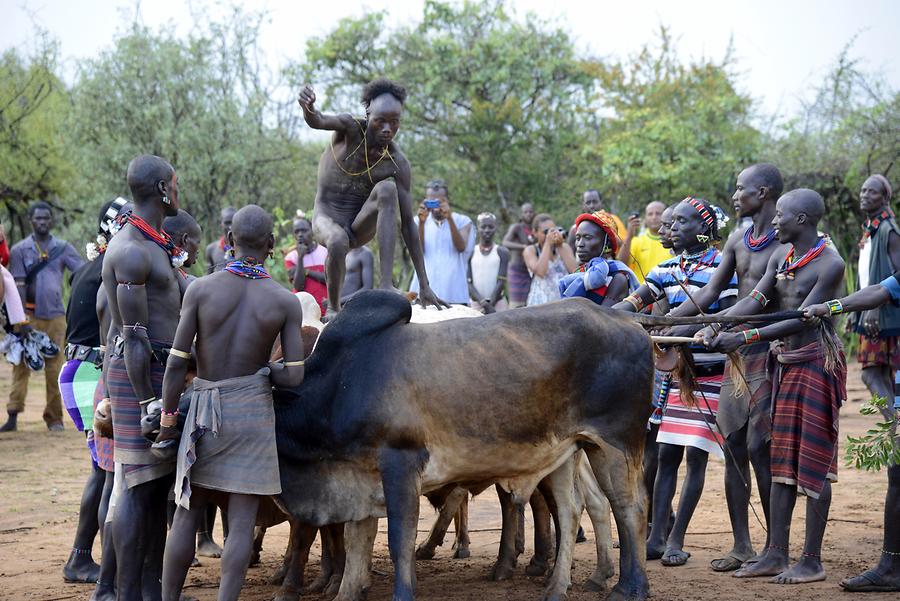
left=657, top=443, right=682, bottom=468
left=373, top=180, right=398, bottom=205
left=323, top=230, right=350, bottom=257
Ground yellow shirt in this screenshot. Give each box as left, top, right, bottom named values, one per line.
left=627, top=231, right=673, bottom=283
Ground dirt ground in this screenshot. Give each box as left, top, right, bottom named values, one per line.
left=0, top=361, right=894, bottom=601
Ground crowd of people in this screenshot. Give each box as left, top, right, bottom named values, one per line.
left=0, top=77, right=897, bottom=600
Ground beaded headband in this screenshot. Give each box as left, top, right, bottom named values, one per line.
left=683, top=197, right=714, bottom=228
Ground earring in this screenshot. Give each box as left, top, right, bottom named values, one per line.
left=227, top=247, right=235, bottom=258
left=696, top=234, right=709, bottom=244
left=161, top=195, right=170, bottom=205
left=267, top=248, right=274, bottom=260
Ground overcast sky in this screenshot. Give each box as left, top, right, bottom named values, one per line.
left=2, top=0, right=898, bottom=120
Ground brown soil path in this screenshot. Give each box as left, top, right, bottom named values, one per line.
left=0, top=362, right=893, bottom=601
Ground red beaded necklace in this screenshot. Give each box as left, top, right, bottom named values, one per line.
left=119, top=212, right=184, bottom=263
left=776, top=236, right=826, bottom=280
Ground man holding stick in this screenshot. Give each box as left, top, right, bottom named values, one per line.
left=697, top=188, right=846, bottom=584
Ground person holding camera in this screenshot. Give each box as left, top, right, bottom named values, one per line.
left=523, top=213, right=577, bottom=306
left=409, top=180, right=475, bottom=304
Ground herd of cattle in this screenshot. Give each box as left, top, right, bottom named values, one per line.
left=172, top=290, right=656, bottom=601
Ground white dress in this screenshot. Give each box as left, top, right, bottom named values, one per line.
left=526, top=245, right=568, bottom=306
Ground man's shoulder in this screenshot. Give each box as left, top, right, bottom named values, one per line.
left=9, top=236, right=32, bottom=252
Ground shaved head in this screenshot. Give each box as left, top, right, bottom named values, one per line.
left=231, top=204, right=273, bottom=249
left=782, top=188, right=825, bottom=225
left=744, top=163, right=784, bottom=201
left=126, top=154, right=174, bottom=201
left=163, top=209, right=201, bottom=241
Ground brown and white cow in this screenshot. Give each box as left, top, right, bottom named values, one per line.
left=273, top=290, right=652, bottom=601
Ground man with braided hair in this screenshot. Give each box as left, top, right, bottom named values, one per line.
left=697, top=188, right=846, bottom=585
left=297, top=78, right=446, bottom=319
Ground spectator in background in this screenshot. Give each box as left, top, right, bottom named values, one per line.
left=0, top=221, right=9, bottom=266
left=468, top=212, right=509, bottom=314
left=853, top=175, right=900, bottom=412
left=340, top=246, right=375, bottom=306
left=285, top=214, right=328, bottom=314
left=567, top=189, right=627, bottom=253
left=618, top=201, right=672, bottom=283
left=502, top=202, right=535, bottom=308
left=409, top=180, right=475, bottom=304
left=524, top=213, right=577, bottom=306
left=3, top=201, right=84, bottom=432
left=205, top=206, right=237, bottom=274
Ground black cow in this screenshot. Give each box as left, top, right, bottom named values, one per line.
left=273, top=290, right=652, bottom=601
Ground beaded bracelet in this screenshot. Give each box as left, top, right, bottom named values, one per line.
left=624, top=293, right=644, bottom=311
left=743, top=328, right=761, bottom=344
left=825, top=299, right=843, bottom=316
left=160, top=412, right=178, bottom=428
left=749, top=288, right=769, bottom=307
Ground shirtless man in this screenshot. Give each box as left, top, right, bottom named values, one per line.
left=340, top=246, right=374, bottom=306
left=669, top=164, right=786, bottom=571
left=156, top=204, right=305, bottom=601
left=297, top=78, right=443, bottom=318
left=502, top=202, right=535, bottom=308
left=698, top=188, right=846, bottom=584
left=205, top=207, right=236, bottom=274
left=100, top=154, right=183, bottom=601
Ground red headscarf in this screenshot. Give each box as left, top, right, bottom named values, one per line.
left=574, top=211, right=620, bottom=255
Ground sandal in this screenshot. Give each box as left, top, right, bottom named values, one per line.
left=710, top=554, right=748, bottom=572
left=839, top=569, right=900, bottom=592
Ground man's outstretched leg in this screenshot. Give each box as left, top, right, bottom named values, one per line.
left=313, top=214, right=351, bottom=319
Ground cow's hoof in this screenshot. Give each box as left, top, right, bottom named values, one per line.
left=323, top=573, right=343, bottom=597
left=415, top=545, right=437, bottom=560
left=267, top=563, right=288, bottom=585
left=606, top=582, right=650, bottom=601
left=539, top=589, right=568, bottom=601
left=273, top=590, right=300, bottom=601
left=453, top=547, right=471, bottom=559
left=489, top=560, right=517, bottom=581
left=584, top=576, right=608, bottom=592
left=304, top=573, right=330, bottom=593
left=526, top=558, right=550, bottom=577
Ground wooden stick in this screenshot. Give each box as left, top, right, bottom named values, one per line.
left=650, top=336, right=696, bottom=344
left=629, top=310, right=805, bottom=327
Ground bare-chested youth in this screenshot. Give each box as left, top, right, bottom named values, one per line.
left=297, top=78, right=445, bottom=318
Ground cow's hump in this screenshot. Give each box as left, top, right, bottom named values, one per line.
left=320, top=289, right=412, bottom=346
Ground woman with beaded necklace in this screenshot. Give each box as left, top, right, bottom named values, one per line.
left=614, top=197, right=737, bottom=567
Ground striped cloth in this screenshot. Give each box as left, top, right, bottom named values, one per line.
left=770, top=340, right=846, bottom=499
left=644, top=248, right=737, bottom=311
left=107, top=354, right=175, bottom=488
left=657, top=355, right=726, bottom=458
left=174, top=368, right=281, bottom=509
left=507, top=262, right=532, bottom=305
left=91, top=373, right=114, bottom=472
left=59, top=358, right=101, bottom=431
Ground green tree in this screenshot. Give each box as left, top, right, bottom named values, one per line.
left=773, top=43, right=899, bottom=263
left=0, top=32, right=74, bottom=237
left=66, top=8, right=317, bottom=244
left=289, top=0, right=594, bottom=222
left=579, top=28, right=761, bottom=217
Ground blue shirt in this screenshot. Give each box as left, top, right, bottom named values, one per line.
left=9, top=234, right=84, bottom=319
left=645, top=248, right=738, bottom=312
left=409, top=213, right=476, bottom=304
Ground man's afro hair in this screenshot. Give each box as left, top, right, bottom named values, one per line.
left=361, top=78, right=407, bottom=108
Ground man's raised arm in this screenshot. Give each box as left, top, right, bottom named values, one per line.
left=113, top=246, right=156, bottom=405
left=297, top=85, right=358, bottom=132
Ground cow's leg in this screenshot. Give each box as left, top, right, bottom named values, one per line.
left=516, top=502, right=526, bottom=556
left=525, top=488, right=553, bottom=577
left=380, top=448, right=424, bottom=601
left=334, top=518, right=378, bottom=601
left=323, top=523, right=347, bottom=596
left=490, top=484, right=520, bottom=581
left=251, top=526, right=266, bottom=568
left=540, top=456, right=578, bottom=601
left=452, top=494, right=471, bottom=559
left=585, top=442, right=650, bottom=601
left=274, top=520, right=317, bottom=601
left=578, top=453, right=615, bottom=591
left=416, top=486, right=466, bottom=560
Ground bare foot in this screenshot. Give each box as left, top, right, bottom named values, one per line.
left=769, top=557, right=825, bottom=584
left=322, top=307, right=339, bottom=323
left=63, top=552, right=100, bottom=583
left=646, top=539, right=666, bottom=561
left=661, top=548, right=690, bottom=567
left=733, top=550, right=789, bottom=578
